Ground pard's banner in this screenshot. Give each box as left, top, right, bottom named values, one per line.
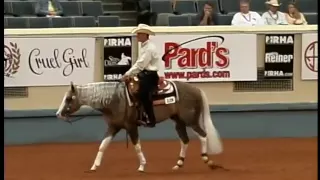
left=301, top=33, right=318, bottom=80
left=103, top=36, right=132, bottom=82
left=151, top=34, right=257, bottom=82
left=4, top=38, right=95, bottom=87
left=264, top=34, right=294, bottom=79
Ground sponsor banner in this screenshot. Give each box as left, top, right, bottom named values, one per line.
left=4, top=38, right=95, bottom=87
left=151, top=34, right=257, bottom=82
left=301, top=33, right=318, bottom=80
left=103, top=36, right=132, bottom=82
left=264, top=34, right=294, bottom=79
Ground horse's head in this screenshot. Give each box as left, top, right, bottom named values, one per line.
left=126, top=75, right=140, bottom=95
left=56, top=81, right=82, bottom=120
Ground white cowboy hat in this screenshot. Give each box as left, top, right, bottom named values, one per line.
left=131, top=24, right=155, bottom=36
left=265, top=0, right=281, bottom=6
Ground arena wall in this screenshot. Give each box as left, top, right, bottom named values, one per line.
left=4, top=26, right=318, bottom=145
left=4, top=103, right=317, bottom=145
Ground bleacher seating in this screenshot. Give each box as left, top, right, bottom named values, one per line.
left=98, top=15, right=120, bottom=27
left=73, top=16, right=96, bottom=27
left=5, top=17, right=28, bottom=28
left=60, top=1, right=82, bottom=16
left=51, top=17, right=73, bottom=28
left=81, top=1, right=104, bottom=17
left=168, top=14, right=190, bottom=26
left=174, top=0, right=197, bottom=14
left=29, top=17, right=50, bottom=28
left=304, top=13, right=318, bottom=24
left=150, top=0, right=173, bottom=14
left=3, top=0, right=318, bottom=28
left=216, top=14, right=233, bottom=25
left=296, top=0, right=317, bottom=13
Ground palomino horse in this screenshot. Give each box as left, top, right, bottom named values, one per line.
left=56, top=78, right=223, bottom=172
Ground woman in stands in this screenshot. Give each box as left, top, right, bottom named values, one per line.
left=198, top=1, right=219, bottom=25
left=285, top=2, right=308, bottom=25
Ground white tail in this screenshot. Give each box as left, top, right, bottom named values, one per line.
left=199, top=89, right=223, bottom=155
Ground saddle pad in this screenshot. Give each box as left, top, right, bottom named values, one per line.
left=126, top=80, right=179, bottom=107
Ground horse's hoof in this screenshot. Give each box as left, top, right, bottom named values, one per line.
left=172, top=165, right=180, bottom=171
left=137, top=165, right=145, bottom=173
left=85, top=170, right=96, bottom=173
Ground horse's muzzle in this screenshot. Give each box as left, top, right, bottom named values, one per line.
left=56, top=113, right=68, bottom=120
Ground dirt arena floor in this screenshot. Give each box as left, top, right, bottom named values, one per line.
left=5, top=138, right=317, bottom=180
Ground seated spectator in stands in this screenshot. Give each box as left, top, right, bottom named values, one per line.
left=198, top=1, right=219, bottom=25
left=231, top=0, right=263, bottom=26
left=35, top=0, right=63, bottom=17
left=262, top=0, right=288, bottom=25
left=285, top=2, right=308, bottom=25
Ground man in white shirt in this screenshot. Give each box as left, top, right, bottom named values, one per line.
left=122, top=24, right=163, bottom=128
left=261, top=0, right=288, bottom=25
left=231, top=0, right=263, bottom=26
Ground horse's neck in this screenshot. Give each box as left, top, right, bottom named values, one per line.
left=76, top=82, right=120, bottom=109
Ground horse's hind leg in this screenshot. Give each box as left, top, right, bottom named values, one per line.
left=90, top=126, right=121, bottom=171
left=191, top=125, right=215, bottom=169
left=127, top=126, right=147, bottom=172
left=172, top=122, right=189, bottom=170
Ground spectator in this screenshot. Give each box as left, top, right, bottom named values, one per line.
left=35, top=0, right=63, bottom=17
left=261, top=0, right=288, bottom=25
left=198, top=1, right=219, bottom=25
left=231, top=0, right=263, bottom=26
left=285, top=2, right=308, bottom=25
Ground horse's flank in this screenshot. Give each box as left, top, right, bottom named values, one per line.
left=76, top=82, right=125, bottom=109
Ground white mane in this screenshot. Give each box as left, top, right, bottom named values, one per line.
left=76, top=82, right=122, bottom=109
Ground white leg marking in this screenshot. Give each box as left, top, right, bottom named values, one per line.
left=192, top=130, right=213, bottom=165
left=192, top=130, right=207, bottom=155
left=134, top=140, right=146, bottom=172
left=172, top=141, right=188, bottom=170
left=56, top=93, right=67, bottom=117
left=90, top=136, right=112, bottom=171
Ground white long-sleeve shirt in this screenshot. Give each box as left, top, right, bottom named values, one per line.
left=125, top=40, right=164, bottom=77
left=261, top=11, right=288, bottom=25
left=231, top=11, right=264, bottom=26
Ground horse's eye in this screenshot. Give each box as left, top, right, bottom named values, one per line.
left=66, top=97, right=72, bottom=102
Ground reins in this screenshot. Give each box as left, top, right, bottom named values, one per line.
left=66, top=109, right=96, bottom=124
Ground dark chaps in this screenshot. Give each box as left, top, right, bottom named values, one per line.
left=136, top=70, right=159, bottom=126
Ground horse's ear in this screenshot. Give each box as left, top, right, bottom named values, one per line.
left=70, top=81, right=75, bottom=93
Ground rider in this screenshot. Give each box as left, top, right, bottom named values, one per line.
left=121, top=24, right=163, bottom=128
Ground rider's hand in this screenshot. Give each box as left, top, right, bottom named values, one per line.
left=121, top=75, right=129, bottom=82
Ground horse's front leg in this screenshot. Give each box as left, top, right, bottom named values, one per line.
left=127, top=126, right=147, bottom=172
left=90, top=125, right=120, bottom=171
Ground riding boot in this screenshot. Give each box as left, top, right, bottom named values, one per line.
left=139, top=91, right=156, bottom=128
left=144, top=99, right=156, bottom=127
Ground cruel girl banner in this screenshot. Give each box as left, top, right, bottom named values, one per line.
left=4, top=38, right=95, bottom=87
